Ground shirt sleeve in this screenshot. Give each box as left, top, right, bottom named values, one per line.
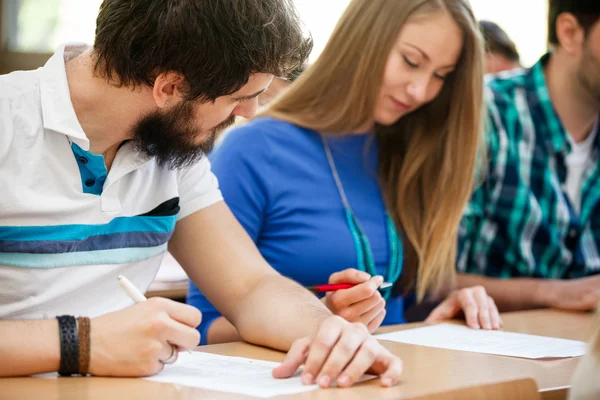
left=176, top=157, right=224, bottom=221
left=186, top=122, right=274, bottom=343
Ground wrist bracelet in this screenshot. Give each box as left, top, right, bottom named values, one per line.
left=56, top=315, right=79, bottom=376
left=77, top=316, right=91, bottom=376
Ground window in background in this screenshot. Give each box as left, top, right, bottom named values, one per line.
left=3, top=0, right=548, bottom=67
left=5, top=0, right=100, bottom=52
left=7, top=0, right=60, bottom=51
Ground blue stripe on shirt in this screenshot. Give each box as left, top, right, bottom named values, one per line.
left=0, top=243, right=168, bottom=268
left=0, top=215, right=176, bottom=241
left=0, top=231, right=173, bottom=253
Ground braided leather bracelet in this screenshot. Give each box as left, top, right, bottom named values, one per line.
left=77, top=317, right=91, bottom=375
left=56, top=315, right=79, bottom=376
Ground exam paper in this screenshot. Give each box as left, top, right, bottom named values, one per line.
left=376, top=323, right=587, bottom=359
left=145, top=352, right=372, bottom=398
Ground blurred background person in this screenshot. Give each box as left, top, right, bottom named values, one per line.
left=458, top=0, right=600, bottom=313
left=480, top=20, right=521, bottom=73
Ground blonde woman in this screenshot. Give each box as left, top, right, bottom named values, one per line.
left=188, top=0, right=502, bottom=346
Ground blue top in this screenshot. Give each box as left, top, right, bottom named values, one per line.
left=187, top=117, right=406, bottom=345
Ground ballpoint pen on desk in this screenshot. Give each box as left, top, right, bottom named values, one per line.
left=306, top=281, right=393, bottom=294
left=117, top=275, right=191, bottom=356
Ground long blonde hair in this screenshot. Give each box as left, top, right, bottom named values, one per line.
left=262, top=0, right=484, bottom=301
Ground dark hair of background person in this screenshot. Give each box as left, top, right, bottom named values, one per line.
left=93, top=0, right=313, bottom=102
left=548, top=0, right=600, bottom=46
left=479, top=20, right=520, bottom=62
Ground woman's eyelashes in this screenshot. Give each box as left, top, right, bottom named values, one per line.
left=403, top=55, right=419, bottom=68
left=403, top=54, right=450, bottom=82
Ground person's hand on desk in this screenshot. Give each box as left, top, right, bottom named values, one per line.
left=273, top=315, right=403, bottom=388
left=90, top=297, right=202, bottom=376
left=425, top=285, right=502, bottom=330
left=323, top=269, right=387, bottom=333
left=543, top=275, right=600, bottom=311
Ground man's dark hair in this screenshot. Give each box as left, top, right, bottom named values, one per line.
left=479, top=20, right=520, bottom=62
left=548, top=0, right=600, bottom=45
left=93, top=0, right=312, bottom=102
left=287, top=63, right=306, bottom=83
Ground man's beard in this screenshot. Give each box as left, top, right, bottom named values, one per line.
left=132, top=101, right=236, bottom=170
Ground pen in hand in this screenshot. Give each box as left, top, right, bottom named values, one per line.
left=118, top=274, right=147, bottom=303
left=117, top=274, right=190, bottom=356
left=306, top=280, right=393, bottom=293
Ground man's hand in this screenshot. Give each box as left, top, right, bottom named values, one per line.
left=272, top=316, right=403, bottom=388
left=545, top=275, right=600, bottom=311
left=324, top=269, right=387, bottom=332
left=90, top=297, right=202, bottom=376
left=425, top=286, right=502, bottom=330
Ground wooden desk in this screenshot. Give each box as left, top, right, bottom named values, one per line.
left=0, top=309, right=594, bottom=400
left=145, top=280, right=188, bottom=300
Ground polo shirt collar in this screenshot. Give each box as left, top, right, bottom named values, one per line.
left=39, top=43, right=91, bottom=150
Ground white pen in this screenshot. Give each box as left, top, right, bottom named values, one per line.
left=117, top=274, right=190, bottom=356
left=118, top=274, right=147, bottom=303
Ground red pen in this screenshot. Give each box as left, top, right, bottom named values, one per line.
left=306, top=282, right=393, bottom=293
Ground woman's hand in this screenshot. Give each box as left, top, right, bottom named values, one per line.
left=425, top=286, right=502, bottom=330
left=323, top=268, right=387, bottom=332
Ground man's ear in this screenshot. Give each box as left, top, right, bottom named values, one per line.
left=555, top=12, right=586, bottom=56
left=152, top=71, right=185, bottom=108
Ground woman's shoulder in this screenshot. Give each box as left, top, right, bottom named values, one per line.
left=216, top=117, right=320, bottom=155
left=231, top=117, right=315, bottom=139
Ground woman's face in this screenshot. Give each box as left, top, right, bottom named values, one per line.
left=374, top=11, right=463, bottom=126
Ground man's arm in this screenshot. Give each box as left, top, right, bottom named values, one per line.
left=457, top=273, right=600, bottom=312
left=0, top=320, right=60, bottom=376
left=456, top=273, right=547, bottom=312
left=207, top=316, right=242, bottom=344
left=169, top=201, right=332, bottom=351
left=0, top=299, right=202, bottom=377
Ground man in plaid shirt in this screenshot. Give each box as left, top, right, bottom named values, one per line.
left=456, top=0, right=600, bottom=314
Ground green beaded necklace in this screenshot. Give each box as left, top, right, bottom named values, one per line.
left=322, top=136, right=403, bottom=299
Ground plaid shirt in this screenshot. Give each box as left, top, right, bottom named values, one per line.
left=458, top=54, right=600, bottom=279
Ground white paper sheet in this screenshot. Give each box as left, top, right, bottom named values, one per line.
left=154, top=252, right=188, bottom=282
left=376, top=323, right=587, bottom=359
left=145, top=352, right=373, bottom=398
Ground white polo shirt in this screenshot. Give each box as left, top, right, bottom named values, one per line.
left=0, top=44, right=223, bottom=319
